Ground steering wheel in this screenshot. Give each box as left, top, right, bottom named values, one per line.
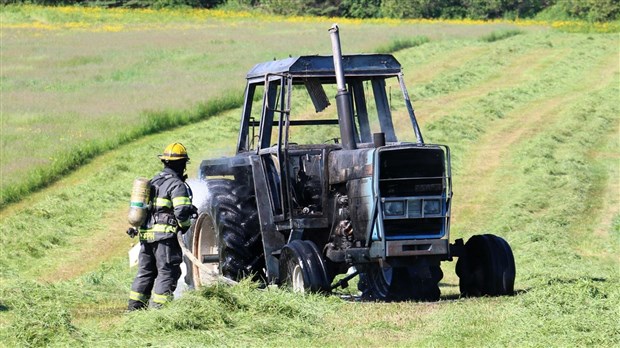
left=324, top=138, right=340, bottom=144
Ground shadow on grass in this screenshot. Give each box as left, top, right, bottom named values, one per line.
left=440, top=288, right=530, bottom=302
left=546, top=277, right=607, bottom=285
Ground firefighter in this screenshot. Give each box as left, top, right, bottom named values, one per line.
left=127, top=142, right=197, bottom=311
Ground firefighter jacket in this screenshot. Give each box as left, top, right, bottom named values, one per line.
left=139, top=167, right=192, bottom=242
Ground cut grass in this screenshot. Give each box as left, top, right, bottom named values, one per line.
left=0, top=108, right=242, bottom=279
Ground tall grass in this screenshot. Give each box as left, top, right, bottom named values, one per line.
left=375, top=35, right=429, bottom=53
left=479, top=28, right=524, bottom=42
left=0, top=92, right=243, bottom=208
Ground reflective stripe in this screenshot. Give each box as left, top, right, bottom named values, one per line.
left=172, top=196, right=191, bottom=206
left=178, top=218, right=191, bottom=228
left=155, top=198, right=172, bottom=208
left=141, top=224, right=177, bottom=233
left=139, top=224, right=177, bottom=240
left=129, top=291, right=149, bottom=303
left=141, top=231, right=156, bottom=240
left=152, top=293, right=173, bottom=304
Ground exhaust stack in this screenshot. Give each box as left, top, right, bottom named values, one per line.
left=328, top=24, right=357, bottom=150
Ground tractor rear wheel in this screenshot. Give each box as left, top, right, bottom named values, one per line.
left=279, top=240, right=330, bottom=293
left=455, top=234, right=515, bottom=297
left=184, top=211, right=219, bottom=288
left=212, top=181, right=265, bottom=282
left=184, top=179, right=265, bottom=288
left=358, top=261, right=442, bottom=302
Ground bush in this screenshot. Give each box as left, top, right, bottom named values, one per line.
left=0, top=0, right=225, bottom=8
left=380, top=0, right=442, bottom=19
left=340, top=0, right=381, bottom=18
left=537, top=0, right=620, bottom=22
left=259, top=0, right=338, bottom=16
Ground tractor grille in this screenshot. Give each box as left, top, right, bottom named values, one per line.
left=378, top=147, right=448, bottom=240
left=383, top=218, right=444, bottom=239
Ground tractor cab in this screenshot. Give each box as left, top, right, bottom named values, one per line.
left=234, top=54, right=427, bottom=222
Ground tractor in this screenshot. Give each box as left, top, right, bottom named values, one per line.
left=182, top=25, right=515, bottom=301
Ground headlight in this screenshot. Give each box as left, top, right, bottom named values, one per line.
left=423, top=199, right=441, bottom=215
left=384, top=200, right=405, bottom=217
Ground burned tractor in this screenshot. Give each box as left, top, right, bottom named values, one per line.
left=183, top=25, right=515, bottom=301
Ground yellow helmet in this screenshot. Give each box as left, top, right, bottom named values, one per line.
left=159, top=142, right=189, bottom=161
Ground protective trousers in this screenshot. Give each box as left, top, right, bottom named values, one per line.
left=128, top=237, right=182, bottom=310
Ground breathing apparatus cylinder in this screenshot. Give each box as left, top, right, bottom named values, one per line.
left=128, top=177, right=151, bottom=228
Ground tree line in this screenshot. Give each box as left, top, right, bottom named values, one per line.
left=3, top=0, right=619, bottom=22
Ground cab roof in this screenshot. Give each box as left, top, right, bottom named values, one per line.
left=246, top=54, right=402, bottom=81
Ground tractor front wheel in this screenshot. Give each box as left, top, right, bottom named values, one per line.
left=455, top=234, right=516, bottom=297
left=279, top=240, right=330, bottom=294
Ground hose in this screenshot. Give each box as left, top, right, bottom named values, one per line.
left=176, top=232, right=238, bottom=286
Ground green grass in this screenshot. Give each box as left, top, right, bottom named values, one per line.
left=0, top=92, right=243, bottom=208
left=1, top=276, right=339, bottom=347
left=375, top=35, right=430, bottom=53
left=0, top=6, right=619, bottom=348
left=0, top=108, right=242, bottom=278
left=479, top=28, right=525, bottom=42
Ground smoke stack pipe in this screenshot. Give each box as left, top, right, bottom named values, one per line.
left=373, top=132, right=386, bottom=147
left=329, top=24, right=357, bottom=150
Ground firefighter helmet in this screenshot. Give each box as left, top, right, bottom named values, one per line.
left=159, top=143, right=189, bottom=161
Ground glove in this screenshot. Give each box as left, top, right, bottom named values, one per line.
left=190, top=205, right=199, bottom=220
left=126, top=227, right=138, bottom=239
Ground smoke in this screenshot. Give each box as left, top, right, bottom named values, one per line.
left=186, top=178, right=210, bottom=213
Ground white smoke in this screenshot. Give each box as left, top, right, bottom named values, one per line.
left=186, top=178, right=210, bottom=213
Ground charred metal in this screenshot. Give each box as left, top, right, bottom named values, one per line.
left=184, top=25, right=516, bottom=301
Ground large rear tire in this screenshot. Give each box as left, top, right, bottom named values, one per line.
left=184, top=179, right=265, bottom=288
left=358, top=260, right=443, bottom=302
left=455, top=234, right=515, bottom=297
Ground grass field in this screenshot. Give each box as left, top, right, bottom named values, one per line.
left=0, top=6, right=619, bottom=347
left=0, top=5, right=538, bottom=207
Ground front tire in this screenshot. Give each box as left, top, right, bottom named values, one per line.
left=455, top=234, right=516, bottom=297
left=279, top=240, right=330, bottom=293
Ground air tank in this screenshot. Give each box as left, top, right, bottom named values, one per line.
left=128, top=177, right=151, bottom=228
